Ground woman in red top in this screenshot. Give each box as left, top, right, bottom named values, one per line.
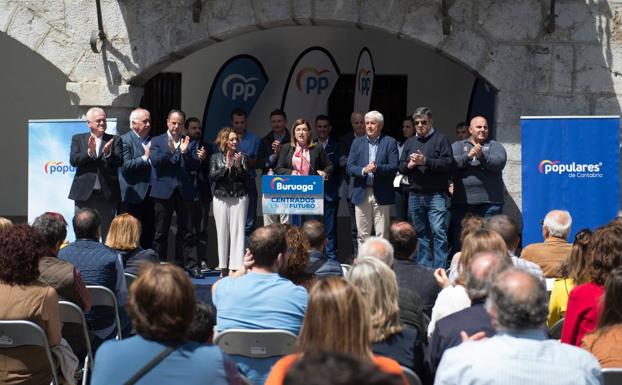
left=561, top=223, right=622, bottom=346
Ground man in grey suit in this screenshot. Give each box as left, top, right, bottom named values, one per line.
left=69, top=107, right=122, bottom=242
left=118, top=108, right=154, bottom=248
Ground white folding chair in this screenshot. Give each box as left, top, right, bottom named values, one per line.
left=548, top=317, right=564, bottom=340
left=401, top=366, right=423, bottom=385
left=602, top=368, right=622, bottom=385
left=124, top=272, right=137, bottom=289
left=86, top=285, right=122, bottom=340
left=340, top=263, right=352, bottom=276
left=0, top=320, right=59, bottom=385
left=214, top=329, right=297, bottom=358
left=58, top=301, right=93, bottom=385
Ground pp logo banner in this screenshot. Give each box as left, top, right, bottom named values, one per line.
left=353, top=47, right=375, bottom=113
left=282, top=47, right=340, bottom=124
left=202, top=55, right=268, bottom=142
left=44, top=161, right=75, bottom=175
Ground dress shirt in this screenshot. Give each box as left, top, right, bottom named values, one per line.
left=132, top=130, right=151, bottom=163
left=365, top=136, right=379, bottom=185
left=435, top=329, right=602, bottom=385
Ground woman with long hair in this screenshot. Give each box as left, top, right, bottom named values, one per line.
left=0, top=224, right=61, bottom=385
left=265, top=277, right=406, bottom=385
left=275, top=118, right=333, bottom=178
left=561, top=223, right=622, bottom=346
left=547, top=229, right=593, bottom=327
left=347, top=257, right=425, bottom=377
left=582, top=267, right=622, bottom=367
left=209, top=127, right=250, bottom=275
left=91, top=263, right=240, bottom=385
left=280, top=225, right=315, bottom=290
left=428, top=228, right=508, bottom=336
left=106, top=213, right=159, bottom=276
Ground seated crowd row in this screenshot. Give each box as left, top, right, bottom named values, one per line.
left=0, top=207, right=619, bottom=385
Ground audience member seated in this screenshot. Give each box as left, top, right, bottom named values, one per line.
left=447, top=214, right=486, bottom=282
left=485, top=214, right=545, bottom=281
left=32, top=212, right=91, bottom=311
left=521, top=209, right=573, bottom=277
left=562, top=223, right=622, bottom=346
left=91, top=263, right=240, bottom=385
left=212, top=224, right=308, bottom=334
left=188, top=301, right=217, bottom=344
left=302, top=220, right=342, bottom=278
left=428, top=251, right=511, bottom=373
left=105, top=213, right=159, bottom=276
left=265, top=278, right=406, bottom=385
left=358, top=236, right=426, bottom=338
left=548, top=229, right=592, bottom=327
left=435, top=269, right=602, bottom=385
left=282, top=351, right=404, bottom=385
left=582, top=267, right=622, bottom=368
left=58, top=208, right=130, bottom=350
left=388, top=220, right=439, bottom=318
left=0, top=224, right=62, bottom=385
left=347, top=257, right=426, bottom=380
left=281, top=224, right=315, bottom=290
left=428, top=229, right=507, bottom=336
left=0, top=216, right=13, bottom=235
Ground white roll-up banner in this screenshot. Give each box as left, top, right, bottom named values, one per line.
left=353, top=47, right=375, bottom=113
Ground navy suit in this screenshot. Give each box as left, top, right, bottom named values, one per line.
left=347, top=134, right=398, bottom=244
left=347, top=134, right=398, bottom=206
left=320, top=138, right=340, bottom=260
left=149, top=132, right=200, bottom=269
left=118, top=131, right=155, bottom=248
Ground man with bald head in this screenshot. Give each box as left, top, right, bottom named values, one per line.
left=69, top=107, right=122, bottom=242
left=450, top=116, right=507, bottom=252
left=521, top=209, right=573, bottom=277
left=435, top=268, right=602, bottom=385
left=118, top=108, right=155, bottom=248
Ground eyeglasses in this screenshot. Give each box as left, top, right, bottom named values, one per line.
left=414, top=120, right=428, bottom=126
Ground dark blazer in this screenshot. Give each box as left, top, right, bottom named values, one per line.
left=118, top=131, right=151, bottom=204
left=149, top=132, right=200, bottom=201
left=69, top=132, right=122, bottom=201
left=317, top=139, right=340, bottom=202
left=275, top=143, right=333, bottom=179
left=346, top=134, right=399, bottom=205
left=196, top=142, right=215, bottom=203
left=258, top=130, right=291, bottom=174
left=394, top=259, right=441, bottom=317
left=427, top=301, right=495, bottom=373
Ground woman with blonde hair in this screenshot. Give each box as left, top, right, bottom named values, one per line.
left=265, top=277, right=406, bottom=385
left=428, top=228, right=509, bottom=336
left=106, top=213, right=158, bottom=276
left=347, top=257, right=425, bottom=377
left=0, top=216, right=13, bottom=235
left=209, top=127, right=250, bottom=275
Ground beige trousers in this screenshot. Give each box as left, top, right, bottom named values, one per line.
left=354, top=187, right=391, bottom=246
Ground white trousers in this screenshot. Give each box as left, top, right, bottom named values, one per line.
left=355, top=187, right=391, bottom=246
left=213, top=195, right=248, bottom=270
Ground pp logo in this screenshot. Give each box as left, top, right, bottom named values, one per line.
left=357, top=68, right=372, bottom=96
left=44, top=161, right=76, bottom=175
left=296, top=68, right=331, bottom=95
left=222, top=74, right=258, bottom=101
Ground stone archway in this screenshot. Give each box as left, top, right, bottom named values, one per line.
left=2, top=0, right=621, bottom=210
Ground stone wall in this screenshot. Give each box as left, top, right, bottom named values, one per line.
left=1, top=0, right=621, bottom=211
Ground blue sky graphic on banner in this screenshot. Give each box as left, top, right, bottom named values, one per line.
left=202, top=55, right=268, bottom=142
left=281, top=47, right=340, bottom=124
left=28, top=119, right=117, bottom=242
left=353, top=47, right=375, bottom=113
left=521, top=116, right=620, bottom=247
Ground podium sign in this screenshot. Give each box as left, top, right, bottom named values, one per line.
left=261, top=175, right=324, bottom=215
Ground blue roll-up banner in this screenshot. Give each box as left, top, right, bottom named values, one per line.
left=28, top=119, right=117, bottom=242
left=521, top=116, right=620, bottom=247
left=202, top=55, right=268, bottom=142
left=261, top=175, right=324, bottom=215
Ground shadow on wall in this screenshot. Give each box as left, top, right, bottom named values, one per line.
left=0, top=32, right=79, bottom=217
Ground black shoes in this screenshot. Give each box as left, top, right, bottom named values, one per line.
left=188, top=267, right=203, bottom=279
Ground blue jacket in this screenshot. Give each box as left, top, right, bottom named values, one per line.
left=346, top=134, right=399, bottom=205
left=320, top=139, right=340, bottom=202
left=149, top=132, right=200, bottom=201
left=118, top=131, right=151, bottom=204
left=305, top=249, right=343, bottom=277
left=58, top=239, right=119, bottom=330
